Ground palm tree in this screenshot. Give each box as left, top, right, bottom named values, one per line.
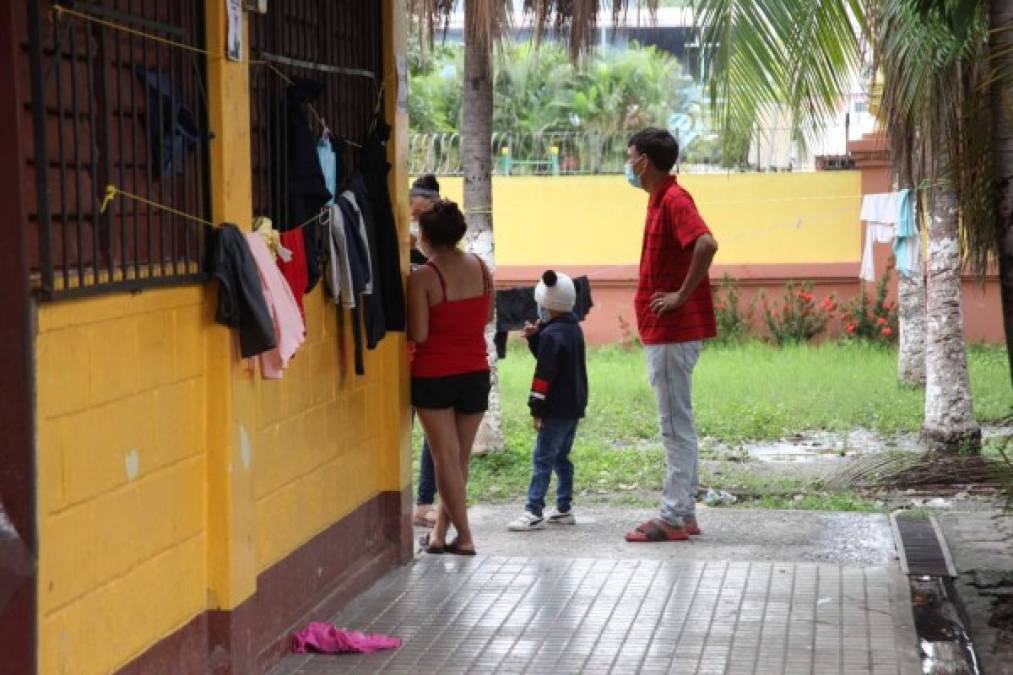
left=694, top=0, right=986, bottom=451
left=875, top=0, right=988, bottom=449
left=411, top=0, right=659, bottom=451
left=990, top=0, right=1013, bottom=388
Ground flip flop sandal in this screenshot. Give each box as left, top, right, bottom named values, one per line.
left=418, top=532, right=445, bottom=554
left=624, top=519, right=689, bottom=543
left=445, top=539, right=477, bottom=556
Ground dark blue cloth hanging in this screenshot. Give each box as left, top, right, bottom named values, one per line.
left=134, top=67, right=209, bottom=178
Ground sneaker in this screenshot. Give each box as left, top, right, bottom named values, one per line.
left=508, top=512, right=546, bottom=531
left=546, top=509, right=576, bottom=525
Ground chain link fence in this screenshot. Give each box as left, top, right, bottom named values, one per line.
left=409, top=129, right=853, bottom=176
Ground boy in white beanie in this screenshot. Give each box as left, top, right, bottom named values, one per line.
left=508, top=270, right=589, bottom=531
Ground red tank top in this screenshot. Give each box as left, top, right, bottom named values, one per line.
left=412, top=255, right=492, bottom=378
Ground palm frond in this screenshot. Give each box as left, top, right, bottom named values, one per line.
left=876, top=0, right=995, bottom=273
left=693, top=0, right=867, bottom=160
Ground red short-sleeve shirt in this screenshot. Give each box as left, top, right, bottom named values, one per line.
left=635, top=176, right=717, bottom=345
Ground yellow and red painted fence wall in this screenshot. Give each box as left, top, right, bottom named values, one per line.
left=436, top=164, right=1002, bottom=345
left=28, top=2, right=412, bottom=674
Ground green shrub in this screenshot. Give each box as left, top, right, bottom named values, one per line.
left=842, top=266, right=899, bottom=344
left=762, top=282, right=836, bottom=345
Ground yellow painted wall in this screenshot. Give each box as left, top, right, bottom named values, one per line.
left=252, top=290, right=403, bottom=570
left=36, top=289, right=208, bottom=675
left=435, top=172, right=863, bottom=266
left=34, top=1, right=409, bottom=673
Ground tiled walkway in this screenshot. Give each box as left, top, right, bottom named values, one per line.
left=272, top=555, right=918, bottom=674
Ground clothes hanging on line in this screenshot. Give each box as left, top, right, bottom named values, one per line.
left=253, top=217, right=293, bottom=263
left=892, top=189, right=921, bottom=279
left=280, top=79, right=332, bottom=293
left=246, top=232, right=306, bottom=379
left=357, top=117, right=406, bottom=335
left=494, top=276, right=595, bottom=358
left=208, top=223, right=277, bottom=358
left=325, top=194, right=375, bottom=377
left=317, top=134, right=338, bottom=207
left=347, top=173, right=387, bottom=349
left=134, top=67, right=210, bottom=178
left=341, top=189, right=375, bottom=295
left=277, top=229, right=308, bottom=316
left=859, top=192, right=908, bottom=282
left=324, top=198, right=373, bottom=376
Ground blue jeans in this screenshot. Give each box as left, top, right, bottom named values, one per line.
left=416, top=438, right=437, bottom=505
left=525, top=418, right=580, bottom=517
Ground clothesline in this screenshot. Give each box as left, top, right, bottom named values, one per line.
left=99, top=183, right=329, bottom=232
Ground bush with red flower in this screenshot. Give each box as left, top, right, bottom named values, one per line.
left=762, top=281, right=836, bottom=345
left=712, top=275, right=757, bottom=345
left=841, top=265, right=899, bottom=345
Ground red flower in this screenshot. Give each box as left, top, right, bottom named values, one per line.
left=876, top=317, right=887, bottom=326
left=846, top=323, right=857, bottom=334
left=799, top=291, right=814, bottom=303
left=715, top=303, right=725, bottom=311
left=881, top=327, right=893, bottom=337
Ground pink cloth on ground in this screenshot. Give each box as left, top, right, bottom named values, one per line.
left=245, top=232, right=306, bottom=379
left=291, top=622, right=402, bottom=654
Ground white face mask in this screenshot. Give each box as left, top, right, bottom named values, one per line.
left=409, top=221, right=420, bottom=239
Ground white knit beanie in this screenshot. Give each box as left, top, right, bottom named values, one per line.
left=534, top=270, right=576, bottom=313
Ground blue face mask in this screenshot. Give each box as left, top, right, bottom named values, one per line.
left=537, top=307, right=552, bottom=323
left=625, top=157, right=644, bottom=189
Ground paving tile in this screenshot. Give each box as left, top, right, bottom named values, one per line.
left=268, top=556, right=910, bottom=675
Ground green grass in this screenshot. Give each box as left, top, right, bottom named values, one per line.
left=414, top=341, right=1011, bottom=508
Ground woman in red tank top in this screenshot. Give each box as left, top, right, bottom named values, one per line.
left=408, top=201, right=492, bottom=556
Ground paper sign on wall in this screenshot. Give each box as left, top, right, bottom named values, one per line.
left=227, top=0, right=243, bottom=61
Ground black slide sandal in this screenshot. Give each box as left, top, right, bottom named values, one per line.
left=419, top=532, right=445, bottom=554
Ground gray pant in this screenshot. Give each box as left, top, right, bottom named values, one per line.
left=645, top=341, right=702, bottom=527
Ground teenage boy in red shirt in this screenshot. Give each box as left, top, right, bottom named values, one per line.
left=622, top=128, right=719, bottom=543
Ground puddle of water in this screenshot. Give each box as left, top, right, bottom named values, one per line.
left=746, top=442, right=850, bottom=463
left=705, top=426, right=1012, bottom=465
left=910, top=577, right=981, bottom=675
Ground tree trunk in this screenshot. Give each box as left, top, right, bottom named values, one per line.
left=898, top=268, right=927, bottom=386
left=991, top=0, right=1013, bottom=388
left=921, top=183, right=982, bottom=452
left=897, top=166, right=927, bottom=386
left=461, top=1, right=503, bottom=452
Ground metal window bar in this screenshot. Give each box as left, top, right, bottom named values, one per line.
left=248, top=0, right=382, bottom=230
left=25, top=0, right=211, bottom=300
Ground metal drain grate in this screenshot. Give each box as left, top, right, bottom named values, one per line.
left=891, top=514, right=957, bottom=577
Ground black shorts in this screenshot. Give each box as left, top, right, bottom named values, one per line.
left=412, top=370, right=491, bottom=414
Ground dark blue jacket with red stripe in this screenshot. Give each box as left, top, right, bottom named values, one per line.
left=527, top=312, right=588, bottom=419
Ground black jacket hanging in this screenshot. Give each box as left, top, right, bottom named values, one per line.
left=359, top=117, right=406, bottom=334
left=348, top=172, right=387, bottom=349
left=494, top=276, right=595, bottom=358
left=283, top=79, right=332, bottom=293
left=208, top=223, right=277, bottom=358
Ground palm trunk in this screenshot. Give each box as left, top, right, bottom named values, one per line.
left=921, top=182, right=982, bottom=452
left=462, top=2, right=503, bottom=452
left=992, top=0, right=1013, bottom=388
left=897, top=167, right=927, bottom=386
left=898, top=267, right=927, bottom=385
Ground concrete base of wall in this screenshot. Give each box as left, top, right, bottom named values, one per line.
left=497, top=263, right=1004, bottom=345
left=116, top=488, right=412, bottom=675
